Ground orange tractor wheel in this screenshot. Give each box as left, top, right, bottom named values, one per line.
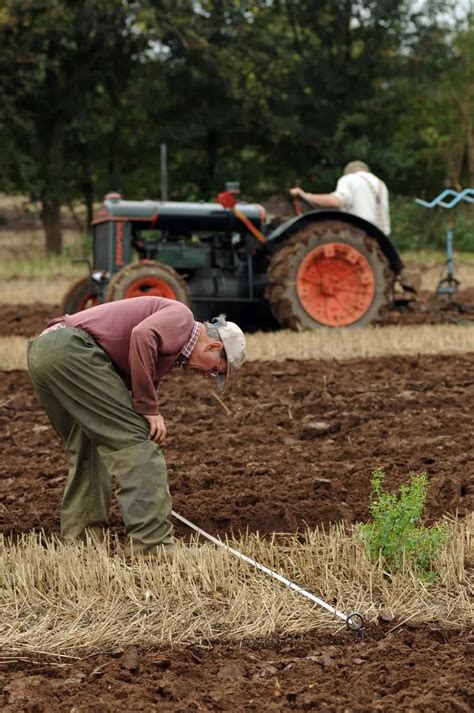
left=61, top=277, right=100, bottom=314
left=267, top=221, right=394, bottom=329
left=105, top=261, right=192, bottom=306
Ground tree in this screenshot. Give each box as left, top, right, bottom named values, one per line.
left=0, top=0, right=470, bottom=253
left=0, top=0, right=147, bottom=253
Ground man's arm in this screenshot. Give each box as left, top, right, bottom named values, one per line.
left=128, top=304, right=194, bottom=447
left=290, top=186, right=342, bottom=209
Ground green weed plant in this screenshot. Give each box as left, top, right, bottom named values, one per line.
left=359, top=469, right=449, bottom=580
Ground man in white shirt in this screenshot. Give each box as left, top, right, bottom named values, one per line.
left=290, top=160, right=391, bottom=236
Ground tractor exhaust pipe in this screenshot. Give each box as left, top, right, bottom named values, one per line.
left=160, top=143, right=168, bottom=201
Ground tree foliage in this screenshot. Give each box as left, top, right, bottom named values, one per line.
left=0, top=0, right=472, bottom=251
left=0, top=0, right=146, bottom=251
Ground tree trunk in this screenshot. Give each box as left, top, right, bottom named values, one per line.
left=40, top=121, right=65, bottom=254
left=107, top=120, right=120, bottom=191
left=202, top=128, right=218, bottom=195
left=462, top=96, right=474, bottom=186
left=83, top=178, right=94, bottom=233
left=41, top=197, right=62, bottom=254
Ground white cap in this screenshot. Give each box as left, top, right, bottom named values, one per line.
left=211, top=315, right=246, bottom=392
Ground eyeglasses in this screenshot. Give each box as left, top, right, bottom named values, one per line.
left=209, top=357, right=222, bottom=379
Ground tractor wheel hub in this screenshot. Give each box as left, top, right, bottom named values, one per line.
left=296, top=242, right=376, bottom=327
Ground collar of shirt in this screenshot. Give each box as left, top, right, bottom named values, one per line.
left=174, top=321, right=201, bottom=369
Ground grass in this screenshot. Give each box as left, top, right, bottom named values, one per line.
left=0, top=256, right=84, bottom=279
left=0, top=337, right=28, bottom=369
left=246, top=324, right=474, bottom=361
left=2, top=323, right=474, bottom=371
left=0, top=275, right=82, bottom=305
left=0, top=516, right=471, bottom=658
left=0, top=229, right=87, bottom=265
left=0, top=193, right=88, bottom=264
left=402, top=250, right=474, bottom=265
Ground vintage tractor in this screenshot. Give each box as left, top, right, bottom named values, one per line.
left=63, top=186, right=405, bottom=329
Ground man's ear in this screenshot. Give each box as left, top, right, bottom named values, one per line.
left=204, top=340, right=224, bottom=352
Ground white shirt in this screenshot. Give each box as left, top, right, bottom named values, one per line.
left=333, top=171, right=391, bottom=235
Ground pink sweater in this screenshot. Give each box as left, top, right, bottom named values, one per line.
left=47, top=297, right=194, bottom=415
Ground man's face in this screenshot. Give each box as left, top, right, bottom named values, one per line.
left=186, top=342, right=228, bottom=380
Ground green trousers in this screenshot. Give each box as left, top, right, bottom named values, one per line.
left=27, top=327, right=173, bottom=555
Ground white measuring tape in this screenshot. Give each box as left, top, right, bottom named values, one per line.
left=171, top=510, right=365, bottom=635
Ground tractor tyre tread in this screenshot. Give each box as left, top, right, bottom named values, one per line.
left=266, top=220, right=394, bottom=329
left=105, top=261, right=192, bottom=306
left=61, top=277, right=99, bottom=314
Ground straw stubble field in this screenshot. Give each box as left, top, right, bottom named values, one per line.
left=1, top=296, right=473, bottom=712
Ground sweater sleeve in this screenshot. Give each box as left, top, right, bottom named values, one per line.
left=129, top=302, right=194, bottom=414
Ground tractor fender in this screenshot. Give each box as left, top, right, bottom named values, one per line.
left=265, top=209, right=403, bottom=275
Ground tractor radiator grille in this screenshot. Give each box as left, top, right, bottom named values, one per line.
left=93, top=223, right=112, bottom=271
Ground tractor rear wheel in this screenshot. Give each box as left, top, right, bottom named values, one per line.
left=267, top=221, right=394, bottom=329
left=62, top=277, right=100, bottom=314
left=105, top=261, right=192, bottom=306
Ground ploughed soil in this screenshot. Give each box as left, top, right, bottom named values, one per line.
left=1, top=628, right=472, bottom=712
left=1, top=356, right=473, bottom=538
left=1, top=306, right=473, bottom=711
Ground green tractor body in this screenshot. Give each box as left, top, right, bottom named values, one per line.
left=63, top=190, right=404, bottom=329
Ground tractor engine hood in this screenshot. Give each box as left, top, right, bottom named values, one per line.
left=92, top=193, right=267, bottom=233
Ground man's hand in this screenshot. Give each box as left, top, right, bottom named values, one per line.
left=144, top=414, right=167, bottom=445
left=290, top=186, right=303, bottom=198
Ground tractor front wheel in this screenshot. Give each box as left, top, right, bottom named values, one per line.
left=266, top=221, right=394, bottom=329
left=62, top=277, right=100, bottom=314
left=105, top=261, right=192, bottom=306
